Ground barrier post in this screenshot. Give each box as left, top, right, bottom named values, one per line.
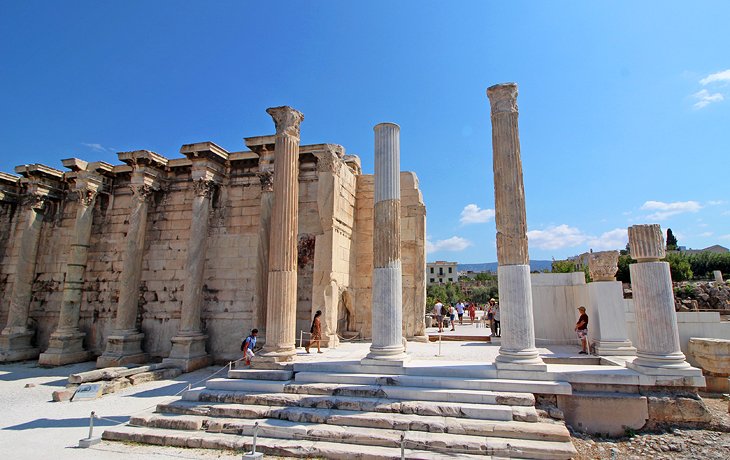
left=78, top=411, right=102, bottom=448
left=400, top=432, right=405, bottom=460
left=242, top=421, right=263, bottom=459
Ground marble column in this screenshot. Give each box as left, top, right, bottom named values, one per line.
left=254, top=144, right=275, bottom=344
left=97, top=183, right=153, bottom=367
left=487, top=83, right=544, bottom=369
left=39, top=174, right=102, bottom=366
left=586, top=250, right=637, bottom=356
left=627, top=224, right=694, bottom=373
left=364, top=122, right=408, bottom=364
left=163, top=179, right=216, bottom=371
left=0, top=193, right=47, bottom=362
left=258, top=106, right=304, bottom=362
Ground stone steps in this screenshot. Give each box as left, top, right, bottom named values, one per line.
left=185, top=389, right=535, bottom=420
left=227, top=369, right=293, bottom=380
left=154, top=400, right=566, bottom=441
left=120, top=414, right=575, bottom=459
left=293, top=371, right=572, bottom=394
left=102, top=424, right=495, bottom=459
left=205, top=377, right=286, bottom=393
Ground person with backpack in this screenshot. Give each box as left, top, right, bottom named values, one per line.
left=306, top=310, right=323, bottom=354
left=241, top=328, right=258, bottom=365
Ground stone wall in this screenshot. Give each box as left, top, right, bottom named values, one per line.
left=531, top=272, right=588, bottom=345
left=0, top=141, right=427, bottom=363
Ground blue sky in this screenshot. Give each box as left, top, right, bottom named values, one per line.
left=1, top=1, right=728, bottom=263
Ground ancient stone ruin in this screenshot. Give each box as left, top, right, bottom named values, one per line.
left=0, top=106, right=427, bottom=368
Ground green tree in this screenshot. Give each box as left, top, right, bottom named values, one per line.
left=616, top=254, right=635, bottom=283
left=666, top=228, right=678, bottom=251
left=551, top=259, right=577, bottom=273
left=474, top=272, right=497, bottom=282
left=665, top=252, right=692, bottom=281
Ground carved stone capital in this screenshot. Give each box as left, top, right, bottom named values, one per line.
left=76, top=188, right=98, bottom=207
left=193, top=178, right=217, bottom=198
left=315, top=152, right=338, bottom=174
left=21, top=193, right=49, bottom=212
left=258, top=170, right=274, bottom=192
left=129, top=184, right=155, bottom=203
left=588, top=250, right=620, bottom=282
left=629, top=224, right=665, bottom=262
left=266, top=106, right=304, bottom=139
left=487, top=83, right=519, bottom=114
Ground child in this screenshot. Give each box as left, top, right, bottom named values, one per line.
left=241, top=329, right=258, bottom=365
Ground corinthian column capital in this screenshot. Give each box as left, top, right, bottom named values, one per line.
left=266, top=106, right=304, bottom=138
left=130, top=183, right=155, bottom=203
left=21, top=193, right=49, bottom=212
left=258, top=170, right=274, bottom=192
left=487, top=83, right=519, bottom=114
left=192, top=178, right=217, bottom=198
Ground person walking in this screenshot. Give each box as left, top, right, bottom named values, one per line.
left=575, top=306, right=589, bottom=355
left=241, top=328, right=258, bottom=366
left=456, top=300, right=465, bottom=325
left=306, top=310, right=323, bottom=353
left=448, top=304, right=456, bottom=331
left=433, top=299, right=444, bottom=332
left=468, top=303, right=477, bottom=325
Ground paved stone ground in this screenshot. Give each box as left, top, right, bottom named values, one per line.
left=0, top=360, right=246, bottom=459
left=571, top=396, right=730, bottom=459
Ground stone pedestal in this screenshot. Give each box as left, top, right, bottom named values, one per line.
left=40, top=171, right=102, bottom=366
left=97, top=332, right=146, bottom=368
left=714, top=270, right=724, bottom=283
left=586, top=251, right=636, bottom=356
left=0, top=193, right=47, bottom=362
left=588, top=281, right=637, bottom=356
left=487, top=83, right=544, bottom=370
left=258, top=107, right=304, bottom=362
left=627, top=225, right=697, bottom=375
left=364, top=123, right=408, bottom=364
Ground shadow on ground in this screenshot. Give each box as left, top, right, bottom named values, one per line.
left=3, top=415, right=129, bottom=430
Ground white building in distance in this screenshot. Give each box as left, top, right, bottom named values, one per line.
left=427, top=261, right=458, bottom=285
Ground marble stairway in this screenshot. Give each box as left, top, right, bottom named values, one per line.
left=103, top=366, right=578, bottom=459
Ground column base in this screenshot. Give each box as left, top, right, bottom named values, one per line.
left=0, top=331, right=39, bottom=363
left=96, top=331, right=147, bottom=368
left=363, top=344, right=409, bottom=366
left=38, top=330, right=91, bottom=367
left=162, top=334, right=212, bottom=372
left=256, top=346, right=297, bottom=363
left=626, top=351, right=696, bottom=375
left=592, top=339, right=637, bottom=357
left=407, top=335, right=429, bottom=343
left=495, top=348, right=547, bottom=371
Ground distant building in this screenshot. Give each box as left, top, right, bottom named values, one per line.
left=567, top=251, right=592, bottom=271
left=676, top=245, right=729, bottom=255
left=427, top=261, right=458, bottom=285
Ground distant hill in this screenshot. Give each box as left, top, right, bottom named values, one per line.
left=458, top=260, right=553, bottom=273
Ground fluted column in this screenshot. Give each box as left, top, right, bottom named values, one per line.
left=487, top=83, right=544, bottom=369
left=39, top=175, right=101, bottom=366
left=254, top=151, right=275, bottom=344
left=627, top=224, right=693, bottom=372
left=259, top=106, right=304, bottom=361
left=164, top=179, right=216, bottom=371
left=364, top=123, right=408, bottom=363
left=97, top=183, right=153, bottom=367
left=0, top=193, right=46, bottom=362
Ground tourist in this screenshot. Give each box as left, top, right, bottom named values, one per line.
left=492, top=302, right=501, bottom=337
left=575, top=306, right=589, bottom=355
left=448, top=304, right=456, bottom=331
left=468, top=303, right=477, bottom=325
left=456, top=300, right=465, bottom=325
left=487, top=299, right=495, bottom=334
left=241, top=328, right=258, bottom=366
left=306, top=310, right=323, bottom=353
left=433, top=299, right=444, bottom=332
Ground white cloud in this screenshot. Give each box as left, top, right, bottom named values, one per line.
left=699, top=231, right=714, bottom=237
left=640, top=200, right=702, bottom=220
left=707, top=200, right=726, bottom=206
left=82, top=142, right=115, bottom=152
left=459, top=204, right=495, bottom=225
left=526, top=225, right=628, bottom=251
left=527, top=225, right=587, bottom=250
left=692, top=89, right=724, bottom=109
left=720, top=234, right=730, bottom=241
left=426, top=236, right=472, bottom=253
left=699, top=69, right=730, bottom=86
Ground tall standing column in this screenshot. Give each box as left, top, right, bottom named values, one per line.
left=0, top=193, right=47, bottom=362
left=364, top=123, right=408, bottom=364
left=627, top=224, right=696, bottom=374
left=39, top=172, right=102, bottom=366
left=487, top=83, right=544, bottom=369
left=259, top=106, right=304, bottom=362
left=97, top=182, right=153, bottom=367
